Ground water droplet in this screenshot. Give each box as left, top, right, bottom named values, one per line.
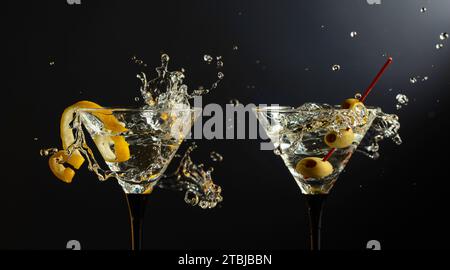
left=49, top=61, right=55, bottom=66
left=217, top=61, right=224, bottom=68
left=409, top=77, right=417, bottom=84
left=161, top=54, right=170, bottom=62
left=217, top=72, right=224, bottom=79
left=134, top=97, right=140, bottom=102
left=350, top=31, right=358, bottom=38
left=203, top=54, right=213, bottom=64
left=255, top=60, right=261, bottom=64
left=331, top=64, right=340, bottom=71
left=210, top=151, right=223, bottom=162
left=422, top=76, right=429, bottom=81
left=388, top=88, right=393, bottom=92
left=40, top=148, right=58, bottom=156
left=233, top=45, right=239, bottom=50
left=420, top=7, right=427, bottom=13
left=395, top=94, right=409, bottom=110
left=440, top=32, right=449, bottom=40
left=436, top=43, right=444, bottom=49
left=354, top=93, right=362, bottom=99
left=320, top=25, right=325, bottom=29
left=34, top=137, right=39, bottom=141
left=229, top=99, right=240, bottom=106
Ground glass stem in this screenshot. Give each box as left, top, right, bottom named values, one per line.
left=305, top=194, right=327, bottom=251
left=126, top=194, right=149, bottom=251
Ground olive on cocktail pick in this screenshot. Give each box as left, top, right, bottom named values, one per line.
left=295, top=157, right=333, bottom=179
left=324, top=128, right=355, bottom=148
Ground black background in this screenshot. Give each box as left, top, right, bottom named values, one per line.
left=3, top=0, right=450, bottom=250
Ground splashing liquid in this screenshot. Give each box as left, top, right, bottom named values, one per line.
left=158, top=143, right=223, bottom=209
left=42, top=54, right=224, bottom=207
left=357, top=109, right=402, bottom=159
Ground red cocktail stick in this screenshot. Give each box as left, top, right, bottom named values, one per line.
left=322, top=148, right=336, bottom=162
left=323, top=57, right=393, bottom=162
left=359, top=57, right=393, bottom=103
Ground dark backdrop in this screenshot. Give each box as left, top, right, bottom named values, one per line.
left=4, top=0, right=450, bottom=249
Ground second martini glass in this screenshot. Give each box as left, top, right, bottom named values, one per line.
left=78, top=106, right=201, bottom=250
left=254, top=58, right=393, bottom=250
left=254, top=105, right=377, bottom=250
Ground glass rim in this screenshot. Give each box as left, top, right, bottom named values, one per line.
left=77, top=107, right=202, bottom=113
left=253, top=105, right=378, bottom=113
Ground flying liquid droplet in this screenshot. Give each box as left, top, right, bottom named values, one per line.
left=34, top=137, right=39, bottom=141
left=409, top=77, right=417, bottom=84
left=395, top=94, right=409, bottom=110
left=229, top=99, right=240, bottom=106
left=210, top=151, right=223, bottom=162
left=217, top=61, right=224, bottom=68
left=40, top=148, right=58, bottom=156
left=203, top=55, right=213, bottom=64
left=435, top=44, right=444, bottom=49
left=331, top=64, right=341, bottom=71
left=217, top=72, right=224, bottom=79
left=420, top=7, right=427, bottom=13
left=49, top=61, right=55, bottom=66
left=161, top=54, right=170, bottom=62
left=440, top=32, right=449, bottom=40
left=354, top=93, right=362, bottom=99
left=233, top=45, right=239, bottom=50
left=350, top=31, right=358, bottom=38
left=134, top=97, right=140, bottom=102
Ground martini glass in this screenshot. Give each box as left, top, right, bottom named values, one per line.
left=78, top=107, right=201, bottom=250
left=254, top=105, right=377, bottom=250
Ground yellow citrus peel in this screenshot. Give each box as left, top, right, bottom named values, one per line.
left=49, top=101, right=130, bottom=183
